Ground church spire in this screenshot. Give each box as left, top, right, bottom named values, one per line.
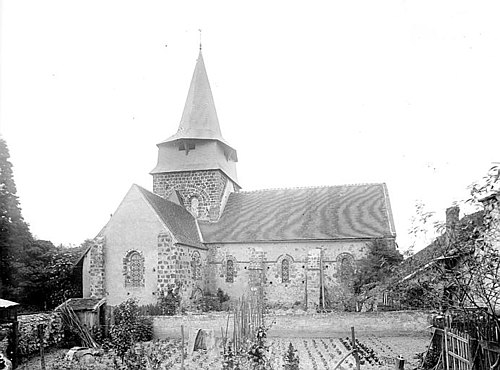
left=163, top=50, right=227, bottom=144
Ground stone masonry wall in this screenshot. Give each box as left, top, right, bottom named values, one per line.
left=152, top=169, right=230, bottom=221
left=157, top=233, right=207, bottom=308
left=0, top=313, right=64, bottom=358
left=207, top=240, right=377, bottom=309
left=157, top=232, right=176, bottom=293
left=152, top=310, right=431, bottom=339
left=306, top=248, right=322, bottom=309
left=89, top=236, right=106, bottom=299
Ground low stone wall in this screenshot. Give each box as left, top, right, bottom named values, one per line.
left=16, top=313, right=64, bottom=356
left=153, top=310, right=431, bottom=339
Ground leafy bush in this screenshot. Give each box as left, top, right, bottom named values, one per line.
left=158, top=285, right=181, bottom=315
left=109, top=299, right=153, bottom=359
left=200, top=288, right=230, bottom=312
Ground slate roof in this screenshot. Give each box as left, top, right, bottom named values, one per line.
left=159, top=51, right=237, bottom=160
left=199, top=183, right=396, bottom=243
left=136, top=185, right=205, bottom=249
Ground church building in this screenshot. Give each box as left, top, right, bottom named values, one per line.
left=80, top=50, right=397, bottom=310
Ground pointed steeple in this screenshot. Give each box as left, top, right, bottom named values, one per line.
left=151, top=50, right=240, bottom=221
left=162, top=51, right=231, bottom=148
left=151, top=50, right=239, bottom=186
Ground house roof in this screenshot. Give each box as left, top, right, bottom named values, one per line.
left=399, top=210, right=484, bottom=279
left=136, top=185, right=205, bottom=249
left=159, top=51, right=237, bottom=160
left=199, top=183, right=396, bottom=243
left=0, top=299, right=20, bottom=308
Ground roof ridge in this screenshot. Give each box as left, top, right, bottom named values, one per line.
left=239, top=183, right=385, bottom=194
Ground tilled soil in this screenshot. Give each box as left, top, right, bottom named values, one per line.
left=16, top=333, right=430, bottom=370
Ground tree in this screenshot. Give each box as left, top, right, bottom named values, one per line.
left=0, top=136, right=33, bottom=299
left=393, top=165, right=500, bottom=332
left=352, top=239, right=403, bottom=310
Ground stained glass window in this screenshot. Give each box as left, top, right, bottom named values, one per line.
left=191, top=197, right=199, bottom=217
left=192, top=252, right=201, bottom=280
left=282, top=259, right=290, bottom=283
left=129, top=252, right=143, bottom=287
left=226, top=260, right=234, bottom=283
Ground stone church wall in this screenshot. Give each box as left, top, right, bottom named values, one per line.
left=157, top=233, right=208, bottom=308
left=152, top=169, right=231, bottom=221
left=207, top=240, right=374, bottom=309
left=97, top=186, right=172, bottom=306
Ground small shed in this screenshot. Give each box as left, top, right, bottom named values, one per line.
left=0, top=299, right=20, bottom=368
left=0, top=299, right=19, bottom=324
left=55, top=298, right=106, bottom=330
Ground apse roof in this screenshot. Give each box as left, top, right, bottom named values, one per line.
left=199, top=183, right=396, bottom=243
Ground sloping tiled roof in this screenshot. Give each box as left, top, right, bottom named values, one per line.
left=55, top=298, right=105, bottom=312
left=199, top=183, right=396, bottom=243
left=399, top=210, right=484, bottom=277
left=136, top=185, right=205, bottom=249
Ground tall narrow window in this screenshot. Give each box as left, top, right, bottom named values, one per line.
left=190, top=197, right=199, bottom=217
left=226, top=260, right=234, bottom=283
left=282, top=259, right=290, bottom=283
left=127, top=251, right=144, bottom=287
left=192, top=251, right=201, bottom=280
left=339, top=255, right=354, bottom=283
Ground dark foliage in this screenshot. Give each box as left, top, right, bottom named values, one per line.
left=0, top=137, right=33, bottom=299
left=110, top=299, right=154, bottom=359
left=353, top=239, right=403, bottom=295
left=200, top=288, right=230, bottom=312
left=283, top=342, right=299, bottom=370
left=158, top=284, right=181, bottom=315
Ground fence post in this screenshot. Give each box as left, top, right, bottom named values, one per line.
left=395, top=355, right=405, bottom=370
left=12, top=320, right=19, bottom=369
left=443, top=327, right=448, bottom=370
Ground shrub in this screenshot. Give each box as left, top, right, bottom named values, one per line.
left=283, top=342, right=300, bottom=370
left=159, top=285, right=181, bottom=315
left=110, top=299, right=153, bottom=359
left=200, top=288, right=230, bottom=312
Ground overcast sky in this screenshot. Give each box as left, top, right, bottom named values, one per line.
left=1, top=1, right=499, bottom=251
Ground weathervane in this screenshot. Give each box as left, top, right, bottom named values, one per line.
left=198, top=29, right=202, bottom=51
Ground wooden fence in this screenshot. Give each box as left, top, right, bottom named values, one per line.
left=429, top=326, right=500, bottom=370
left=443, top=328, right=471, bottom=370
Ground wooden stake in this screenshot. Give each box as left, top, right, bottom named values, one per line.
left=181, top=325, right=185, bottom=370
left=351, top=326, right=360, bottom=370
left=37, top=324, right=46, bottom=370
left=11, top=320, right=18, bottom=369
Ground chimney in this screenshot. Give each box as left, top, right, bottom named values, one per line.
left=445, top=206, right=460, bottom=248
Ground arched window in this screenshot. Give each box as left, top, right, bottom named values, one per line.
left=190, top=197, right=199, bottom=217
left=191, top=251, right=201, bottom=280
left=282, top=259, right=290, bottom=283
left=124, top=251, right=144, bottom=288
left=226, top=259, right=234, bottom=283
left=338, top=254, right=354, bottom=283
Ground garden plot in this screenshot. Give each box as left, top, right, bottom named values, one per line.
left=18, top=335, right=428, bottom=370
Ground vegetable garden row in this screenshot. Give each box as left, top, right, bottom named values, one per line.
left=18, top=334, right=428, bottom=370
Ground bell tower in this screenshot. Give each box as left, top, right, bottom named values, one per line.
left=150, top=50, right=240, bottom=221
